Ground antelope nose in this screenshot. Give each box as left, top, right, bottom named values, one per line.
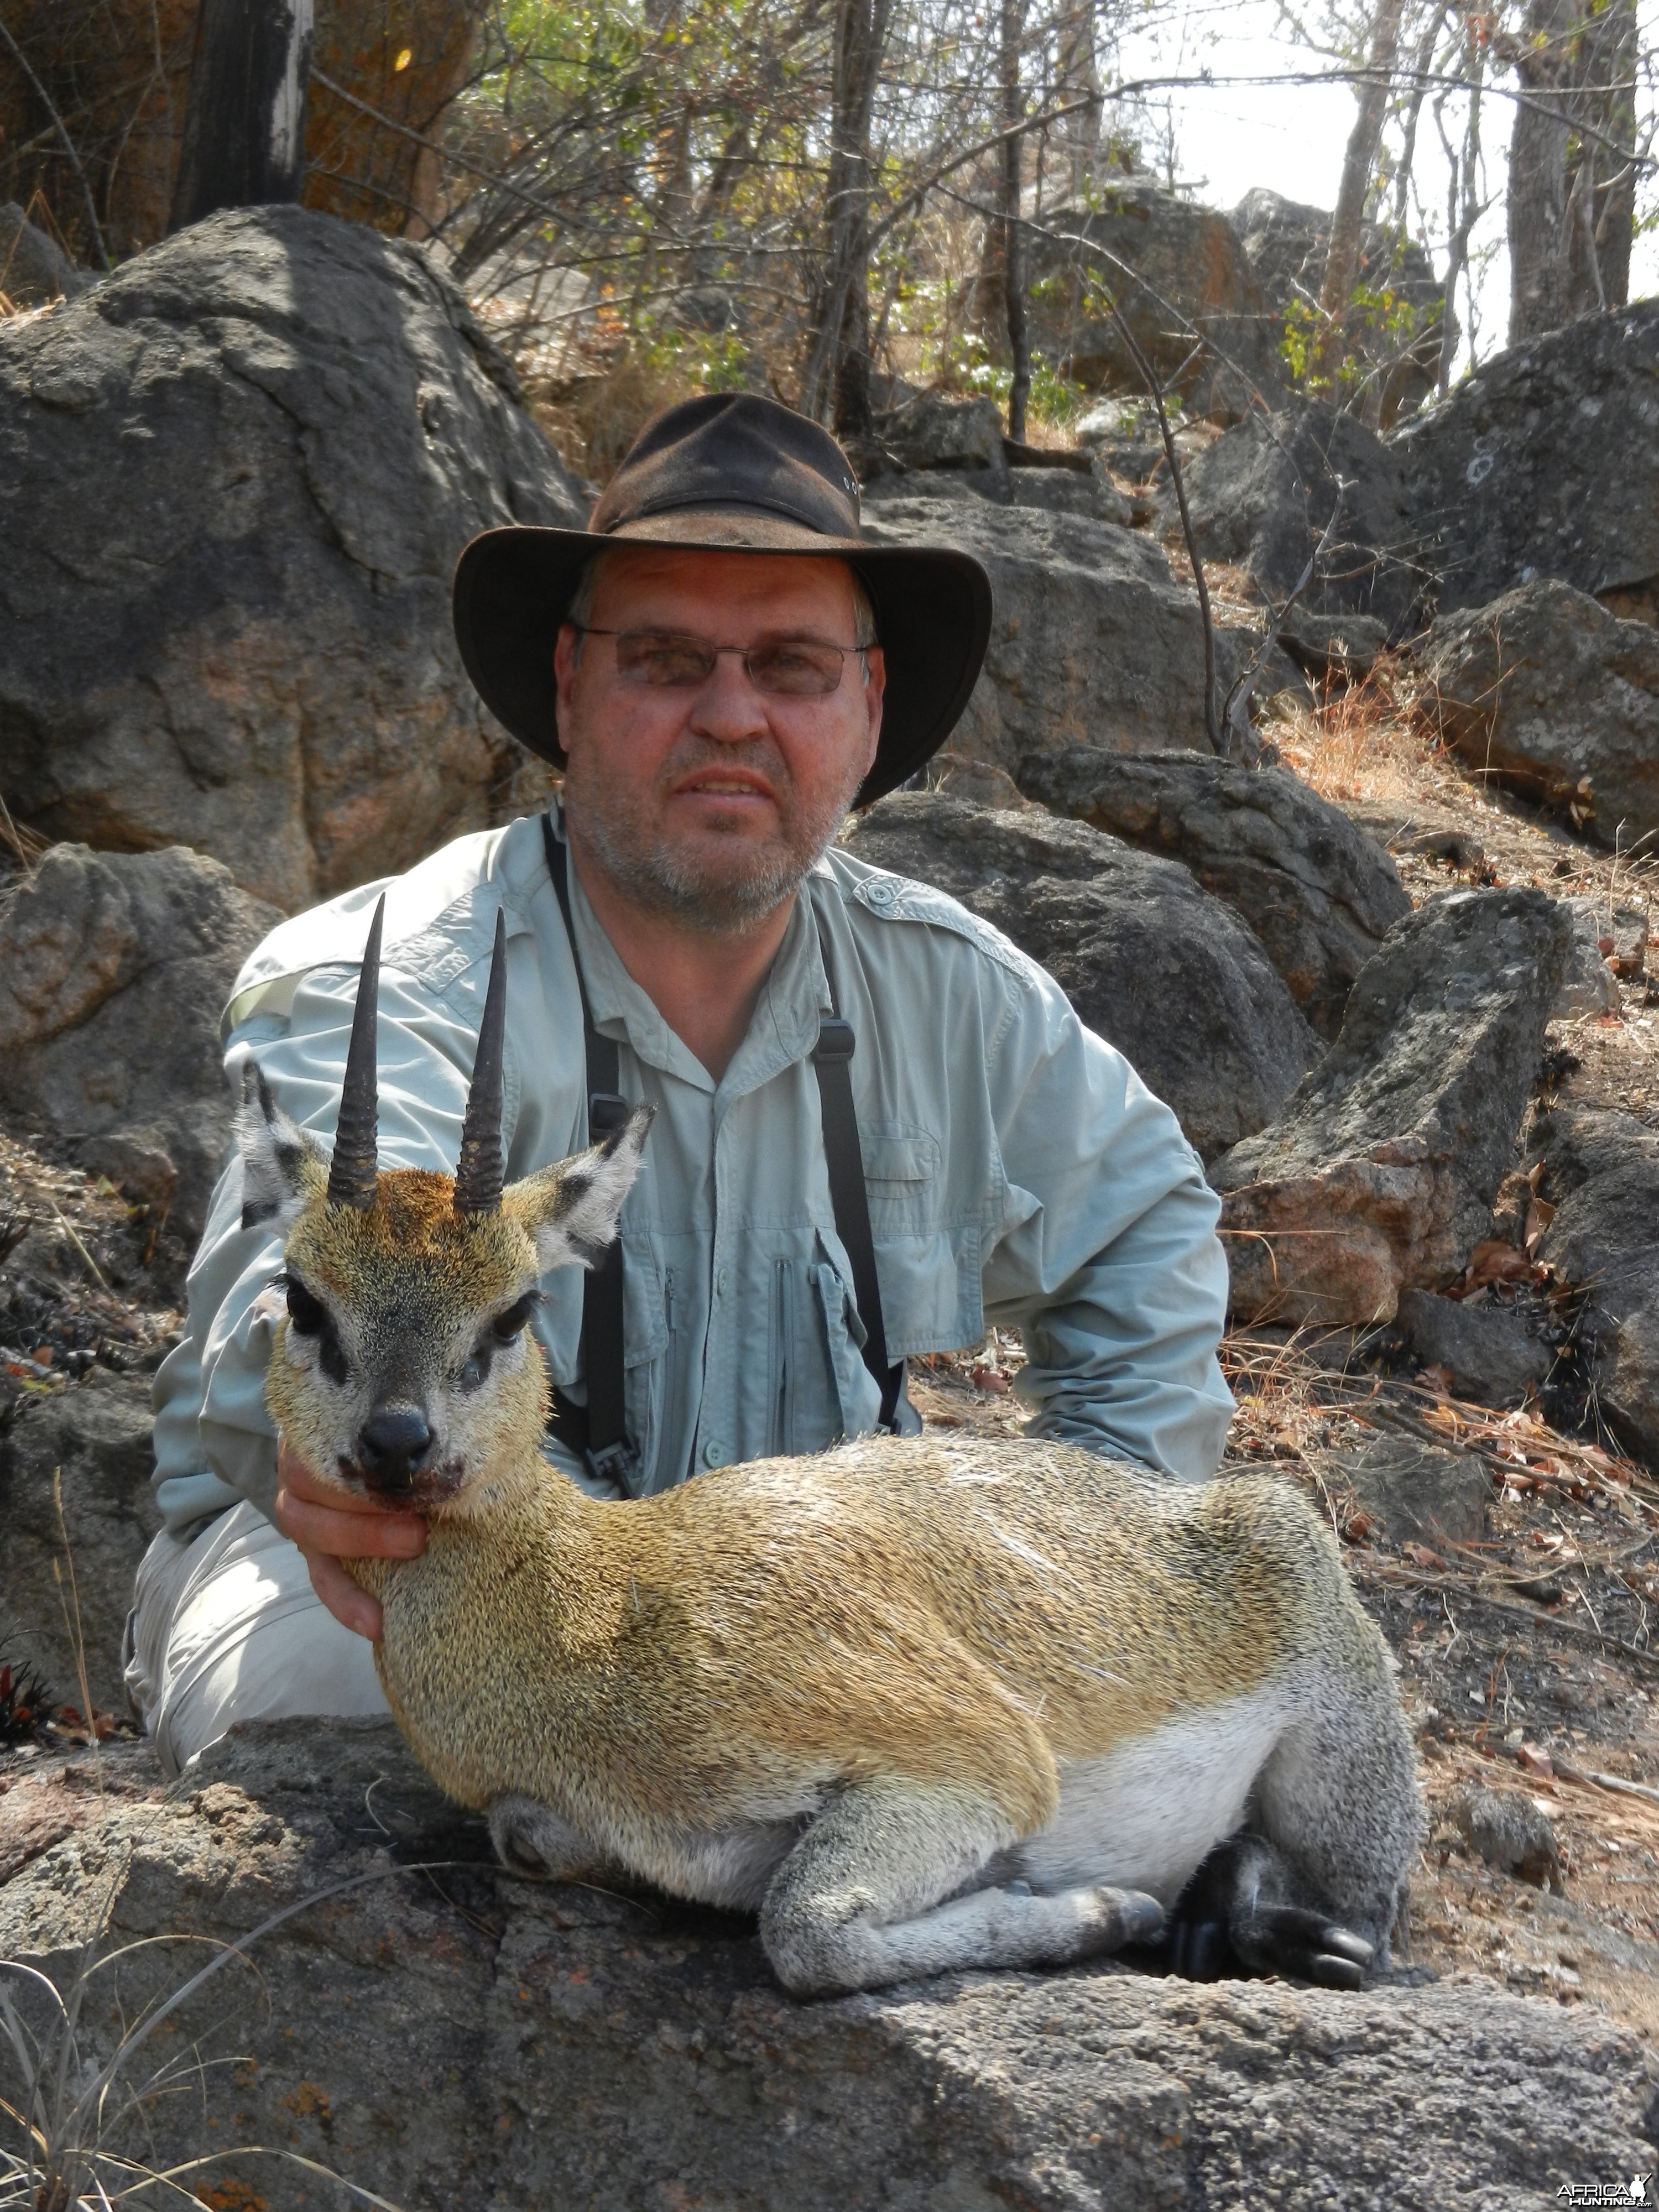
left=357, top=1407, right=434, bottom=1490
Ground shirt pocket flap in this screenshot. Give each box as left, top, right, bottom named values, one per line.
left=860, top=1127, right=940, bottom=1187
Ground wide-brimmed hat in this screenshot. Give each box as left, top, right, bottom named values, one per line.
left=452, top=393, right=993, bottom=808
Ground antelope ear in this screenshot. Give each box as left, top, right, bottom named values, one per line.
left=235, top=1064, right=326, bottom=1232
left=503, top=1105, right=654, bottom=1273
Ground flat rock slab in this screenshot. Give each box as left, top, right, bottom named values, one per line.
left=0, top=1720, right=1647, bottom=2211
left=1213, top=888, right=1572, bottom=1324
left=1394, top=1287, right=1553, bottom=1410
left=842, top=793, right=1318, bottom=1159
left=1016, top=746, right=1410, bottom=1039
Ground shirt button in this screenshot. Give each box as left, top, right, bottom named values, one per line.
left=865, top=878, right=895, bottom=906
left=716, top=1266, right=729, bottom=1295
left=703, top=1439, right=724, bottom=1468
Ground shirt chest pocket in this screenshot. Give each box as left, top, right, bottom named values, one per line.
left=860, top=1125, right=983, bottom=1359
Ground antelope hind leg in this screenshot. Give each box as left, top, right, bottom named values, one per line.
left=489, top=1794, right=620, bottom=1884
left=759, top=1780, right=1164, bottom=1997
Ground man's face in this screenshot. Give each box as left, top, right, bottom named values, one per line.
left=554, top=547, right=885, bottom=933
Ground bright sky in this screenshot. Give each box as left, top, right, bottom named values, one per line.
left=1115, top=0, right=1657, bottom=379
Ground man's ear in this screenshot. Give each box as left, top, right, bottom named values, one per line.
left=234, top=1064, right=326, bottom=1232
left=502, top=1105, right=654, bottom=1273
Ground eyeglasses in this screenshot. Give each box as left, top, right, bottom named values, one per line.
left=572, top=627, right=870, bottom=698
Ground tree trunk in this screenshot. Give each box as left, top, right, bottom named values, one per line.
left=1000, top=0, right=1029, bottom=441
left=1313, top=0, right=1408, bottom=386
left=1056, top=0, right=1101, bottom=199
left=804, top=0, right=891, bottom=434
left=1436, top=18, right=1485, bottom=394
left=169, top=0, right=314, bottom=232
left=1565, top=0, right=1637, bottom=315
left=1506, top=0, right=1575, bottom=342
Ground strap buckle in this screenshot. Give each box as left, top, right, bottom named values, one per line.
left=813, top=1016, right=855, bottom=1065
left=588, top=1091, right=631, bottom=1137
left=584, top=1438, right=636, bottom=1493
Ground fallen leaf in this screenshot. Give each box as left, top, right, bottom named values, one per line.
left=1404, top=1541, right=1446, bottom=1569
left=969, top=1365, right=1009, bottom=1395
left=1517, top=1743, right=1555, bottom=1780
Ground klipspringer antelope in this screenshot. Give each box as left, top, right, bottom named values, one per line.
left=238, top=896, right=1422, bottom=1996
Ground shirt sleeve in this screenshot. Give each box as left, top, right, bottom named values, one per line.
left=978, top=962, right=1234, bottom=1481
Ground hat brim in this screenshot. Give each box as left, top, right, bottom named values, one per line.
left=451, top=512, right=993, bottom=809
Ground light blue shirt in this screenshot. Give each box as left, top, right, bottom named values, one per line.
left=151, top=809, right=1234, bottom=1534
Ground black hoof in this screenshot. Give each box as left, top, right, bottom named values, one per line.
left=1240, top=1905, right=1375, bottom=1987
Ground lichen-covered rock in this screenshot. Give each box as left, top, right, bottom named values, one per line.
left=1391, top=301, right=1659, bottom=616
left=1016, top=747, right=1410, bottom=1039
left=1418, top=580, right=1659, bottom=851
left=842, top=793, right=1319, bottom=1159
left=0, top=842, right=278, bottom=1237
left=0, top=205, right=583, bottom=911
left=1212, top=889, right=1573, bottom=1324
left=0, top=1720, right=1648, bottom=2212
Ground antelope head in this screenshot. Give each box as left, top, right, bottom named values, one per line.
left=236, top=898, right=651, bottom=1513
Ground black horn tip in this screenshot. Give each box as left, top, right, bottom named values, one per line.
left=325, top=893, right=385, bottom=1213
left=454, top=906, right=509, bottom=1218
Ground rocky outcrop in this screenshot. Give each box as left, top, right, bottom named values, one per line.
left=1418, top=580, right=1659, bottom=850
left=0, top=205, right=584, bottom=914
left=1024, top=182, right=1284, bottom=421
left=1391, top=301, right=1659, bottom=617
left=0, top=1719, right=1648, bottom=2212
left=1016, top=747, right=1411, bottom=1039
left=1173, top=401, right=1430, bottom=632
left=0, top=1369, right=158, bottom=1715
left=860, top=493, right=1239, bottom=770
left=1328, top=1430, right=1490, bottom=1545
left=1530, top=1105, right=1659, bottom=1468
left=842, top=794, right=1319, bottom=1159
left=1212, top=889, right=1573, bottom=1324
left=1230, top=189, right=1444, bottom=428
left=0, top=843, right=279, bottom=1238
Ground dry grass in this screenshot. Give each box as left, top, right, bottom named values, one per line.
left=1271, top=655, right=1447, bottom=812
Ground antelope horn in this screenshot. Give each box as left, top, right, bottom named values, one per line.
left=325, top=894, right=384, bottom=1212
left=454, top=907, right=508, bottom=1217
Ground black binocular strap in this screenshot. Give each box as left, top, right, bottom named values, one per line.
left=541, top=812, right=902, bottom=1488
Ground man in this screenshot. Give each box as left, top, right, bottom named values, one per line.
left=126, top=393, right=1233, bottom=1778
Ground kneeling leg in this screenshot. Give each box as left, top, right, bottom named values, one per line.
left=489, top=1795, right=619, bottom=1884
left=760, top=1780, right=1164, bottom=1997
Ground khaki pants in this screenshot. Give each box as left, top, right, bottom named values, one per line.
left=124, top=1501, right=389, bottom=1778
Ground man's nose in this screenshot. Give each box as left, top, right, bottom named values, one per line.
left=357, top=1406, right=434, bottom=1491
left=689, top=650, right=771, bottom=742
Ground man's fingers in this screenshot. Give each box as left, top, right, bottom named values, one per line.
left=274, top=1484, right=426, bottom=1561
left=305, top=1548, right=384, bottom=1642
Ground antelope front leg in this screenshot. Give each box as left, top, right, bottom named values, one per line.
left=759, top=1781, right=1165, bottom=1997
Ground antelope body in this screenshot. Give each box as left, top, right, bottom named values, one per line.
left=240, top=901, right=1422, bottom=1995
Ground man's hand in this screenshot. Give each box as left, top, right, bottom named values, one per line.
left=273, top=1439, right=426, bottom=1641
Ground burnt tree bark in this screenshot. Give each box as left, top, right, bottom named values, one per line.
left=169, top=0, right=314, bottom=233
left=1506, top=0, right=1577, bottom=341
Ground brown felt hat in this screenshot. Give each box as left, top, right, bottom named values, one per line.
left=452, top=393, right=993, bottom=807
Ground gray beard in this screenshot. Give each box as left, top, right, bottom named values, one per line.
left=564, top=744, right=864, bottom=936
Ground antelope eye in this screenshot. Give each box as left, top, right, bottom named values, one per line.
left=491, top=1293, right=538, bottom=1345
left=285, top=1279, right=327, bottom=1335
